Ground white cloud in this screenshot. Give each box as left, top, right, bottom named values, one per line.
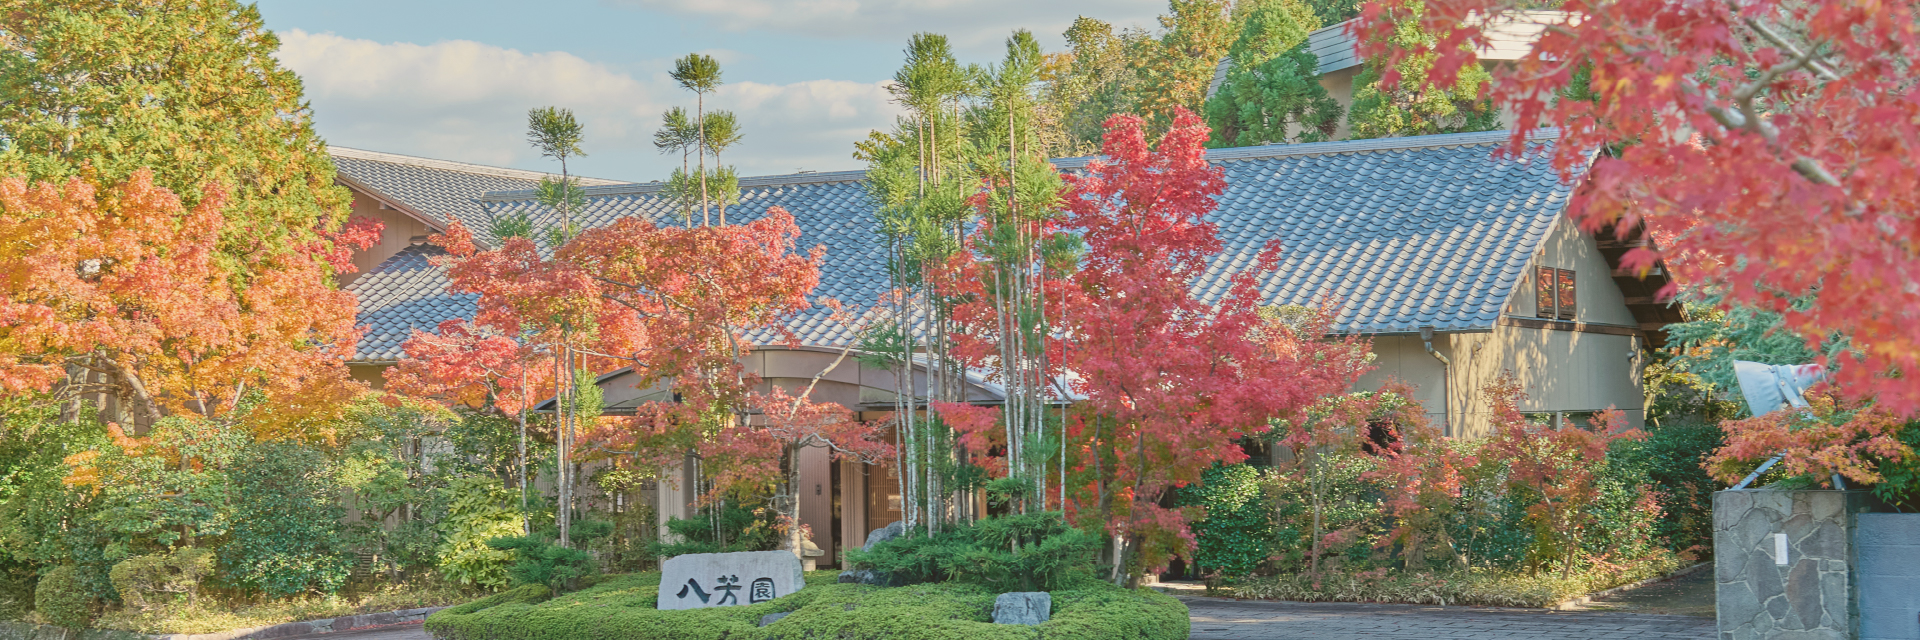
left=276, top=30, right=901, bottom=179
left=611, top=0, right=1164, bottom=50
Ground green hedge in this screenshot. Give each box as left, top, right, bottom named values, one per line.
left=426, top=571, right=1187, bottom=640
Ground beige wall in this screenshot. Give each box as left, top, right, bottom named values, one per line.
left=340, top=188, right=437, bottom=286
left=1349, top=220, right=1649, bottom=438
left=1513, top=217, right=1638, bottom=326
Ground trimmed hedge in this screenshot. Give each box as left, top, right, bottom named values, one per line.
left=425, top=570, right=1188, bottom=640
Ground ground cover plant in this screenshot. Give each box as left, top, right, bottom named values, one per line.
left=426, top=570, right=1189, bottom=640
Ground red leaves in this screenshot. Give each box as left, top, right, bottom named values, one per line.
left=1480, top=371, right=1640, bottom=570
left=1058, top=109, right=1372, bottom=572
left=387, top=319, right=549, bottom=416
left=419, top=206, right=828, bottom=489
left=1355, top=0, right=1920, bottom=413
left=0, top=170, right=364, bottom=426
left=1708, top=386, right=1914, bottom=488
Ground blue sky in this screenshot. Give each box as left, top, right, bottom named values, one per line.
left=256, top=0, right=1164, bottom=181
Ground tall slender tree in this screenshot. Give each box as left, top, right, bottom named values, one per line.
left=524, top=106, right=588, bottom=547
left=670, top=54, right=724, bottom=226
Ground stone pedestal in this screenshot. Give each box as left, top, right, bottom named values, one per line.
left=1713, top=489, right=1869, bottom=640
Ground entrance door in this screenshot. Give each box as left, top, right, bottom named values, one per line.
left=865, top=459, right=902, bottom=534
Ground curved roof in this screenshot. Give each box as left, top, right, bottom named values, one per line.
left=343, top=129, right=1576, bottom=363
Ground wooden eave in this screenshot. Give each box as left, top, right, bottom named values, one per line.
left=1593, top=220, right=1686, bottom=349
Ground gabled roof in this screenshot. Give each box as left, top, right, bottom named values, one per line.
left=346, top=243, right=479, bottom=362
left=344, top=129, right=1577, bottom=363
left=330, top=146, right=623, bottom=232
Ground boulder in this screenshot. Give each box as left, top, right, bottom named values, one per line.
left=759, top=611, right=792, bottom=627
left=992, top=592, right=1052, bottom=626
left=657, top=550, right=806, bottom=610
left=837, top=521, right=907, bottom=586
left=863, top=521, right=904, bottom=551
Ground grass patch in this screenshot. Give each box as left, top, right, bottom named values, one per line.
left=86, top=581, right=478, bottom=635
left=427, top=570, right=1188, bottom=640
left=1220, top=552, right=1689, bottom=608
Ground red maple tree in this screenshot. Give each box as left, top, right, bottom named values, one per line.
left=1354, top=0, right=1920, bottom=412
left=1057, top=109, right=1372, bottom=584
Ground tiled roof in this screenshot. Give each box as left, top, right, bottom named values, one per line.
left=345, top=243, right=479, bottom=362
left=330, top=146, right=622, bottom=231
left=342, top=129, right=1575, bottom=362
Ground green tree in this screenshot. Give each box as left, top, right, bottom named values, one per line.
left=1203, top=0, right=1343, bottom=147
left=0, top=0, right=352, bottom=265
left=669, top=53, right=724, bottom=225
left=1043, top=17, right=1150, bottom=156
left=1132, top=0, right=1239, bottom=134
left=1346, top=5, right=1500, bottom=139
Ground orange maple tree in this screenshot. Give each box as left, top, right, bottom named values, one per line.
left=0, top=171, right=375, bottom=436
left=420, top=206, right=884, bottom=527
left=1354, top=0, right=1920, bottom=412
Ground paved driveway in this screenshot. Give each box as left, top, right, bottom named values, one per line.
left=1185, top=597, right=1715, bottom=640
left=293, top=599, right=1716, bottom=640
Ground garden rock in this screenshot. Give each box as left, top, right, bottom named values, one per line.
left=992, top=592, right=1051, bottom=625
left=862, top=521, right=904, bottom=550
left=835, top=568, right=904, bottom=587
left=838, top=521, right=907, bottom=586
left=657, top=550, right=805, bottom=610
left=759, top=611, right=791, bottom=627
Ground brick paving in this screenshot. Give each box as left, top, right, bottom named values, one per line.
left=1185, top=597, right=1715, bottom=640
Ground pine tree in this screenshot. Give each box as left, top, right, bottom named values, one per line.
left=1203, top=0, right=1343, bottom=147
left=1346, top=6, right=1499, bottom=139
left=0, top=0, right=352, bottom=273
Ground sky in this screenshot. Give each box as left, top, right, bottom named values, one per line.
left=256, top=0, right=1167, bottom=182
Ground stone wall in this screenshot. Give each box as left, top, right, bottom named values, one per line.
left=1713, top=489, right=1868, bottom=640
left=1857, top=513, right=1920, bottom=640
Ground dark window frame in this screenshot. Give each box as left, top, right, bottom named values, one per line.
left=1534, top=266, right=1577, bottom=320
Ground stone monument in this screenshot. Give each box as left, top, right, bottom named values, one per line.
left=657, top=550, right=806, bottom=611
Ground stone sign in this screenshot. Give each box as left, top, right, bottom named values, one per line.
left=657, top=550, right=806, bottom=611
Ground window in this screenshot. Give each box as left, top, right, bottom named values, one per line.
left=1556, top=268, right=1576, bottom=320
left=1535, top=267, right=1555, bottom=318
left=1534, top=267, right=1577, bottom=320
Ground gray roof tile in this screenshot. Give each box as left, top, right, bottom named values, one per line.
left=342, top=130, right=1573, bottom=362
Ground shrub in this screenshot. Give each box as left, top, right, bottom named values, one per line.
left=426, top=571, right=1188, bottom=640
left=1604, top=417, right=1724, bottom=554
left=437, top=475, right=526, bottom=589
left=219, top=442, right=352, bottom=598
left=109, top=547, right=214, bottom=609
left=648, top=500, right=781, bottom=557
left=486, top=521, right=610, bottom=593
left=845, top=512, right=1099, bottom=592
left=1175, top=464, right=1276, bottom=577
left=0, top=560, right=34, bottom=620
left=34, top=565, right=92, bottom=629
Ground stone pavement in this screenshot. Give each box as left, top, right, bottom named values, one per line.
left=1185, top=597, right=1715, bottom=640
left=290, top=598, right=1717, bottom=640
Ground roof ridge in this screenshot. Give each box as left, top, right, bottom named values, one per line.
left=1054, top=128, right=1561, bottom=169
left=477, top=168, right=870, bottom=202
left=475, top=128, right=1558, bottom=202
left=330, top=146, right=627, bottom=186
